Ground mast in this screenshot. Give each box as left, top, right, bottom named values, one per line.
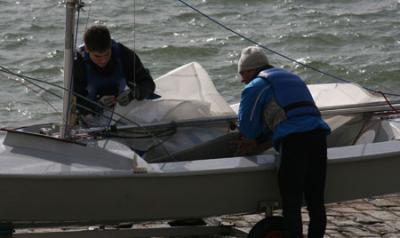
left=60, top=0, right=78, bottom=138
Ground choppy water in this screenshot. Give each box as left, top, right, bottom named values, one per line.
left=0, top=0, right=399, bottom=127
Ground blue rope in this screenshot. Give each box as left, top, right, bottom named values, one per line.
left=177, top=0, right=400, bottom=97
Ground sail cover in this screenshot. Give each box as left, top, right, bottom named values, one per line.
left=115, top=62, right=236, bottom=125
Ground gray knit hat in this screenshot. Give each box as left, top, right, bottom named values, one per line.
left=238, top=46, right=269, bottom=73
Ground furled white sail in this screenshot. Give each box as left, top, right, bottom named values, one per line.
left=115, top=62, right=236, bottom=125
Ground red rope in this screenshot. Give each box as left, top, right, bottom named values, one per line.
left=352, top=91, right=400, bottom=144
left=376, top=91, right=400, bottom=114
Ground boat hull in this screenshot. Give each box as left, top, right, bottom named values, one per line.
left=0, top=163, right=279, bottom=226
left=0, top=133, right=400, bottom=226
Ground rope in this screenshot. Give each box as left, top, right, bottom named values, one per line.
left=176, top=0, right=400, bottom=98
left=377, top=91, right=400, bottom=114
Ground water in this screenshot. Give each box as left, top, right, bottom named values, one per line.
left=0, top=0, right=399, bottom=127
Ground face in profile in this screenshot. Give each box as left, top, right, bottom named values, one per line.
left=240, top=69, right=256, bottom=84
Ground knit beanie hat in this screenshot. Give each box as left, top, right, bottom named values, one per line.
left=238, top=46, right=269, bottom=73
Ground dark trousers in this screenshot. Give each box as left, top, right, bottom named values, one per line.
left=278, top=129, right=327, bottom=238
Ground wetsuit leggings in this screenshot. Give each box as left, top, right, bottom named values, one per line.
left=278, top=129, right=327, bottom=238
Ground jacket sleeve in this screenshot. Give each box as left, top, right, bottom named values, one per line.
left=119, top=43, right=155, bottom=99
left=238, top=82, right=272, bottom=140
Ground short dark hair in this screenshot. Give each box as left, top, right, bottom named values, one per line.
left=84, top=25, right=112, bottom=52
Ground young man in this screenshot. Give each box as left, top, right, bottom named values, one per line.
left=73, top=25, right=155, bottom=119
left=237, top=46, right=331, bottom=238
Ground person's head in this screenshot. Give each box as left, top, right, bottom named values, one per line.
left=84, top=25, right=112, bottom=68
left=238, top=46, right=269, bottom=84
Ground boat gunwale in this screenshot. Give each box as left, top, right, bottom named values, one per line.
left=0, top=139, right=399, bottom=178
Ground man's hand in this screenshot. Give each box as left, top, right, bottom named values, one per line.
left=232, top=137, right=258, bottom=156
left=99, top=95, right=116, bottom=108
left=130, top=87, right=143, bottom=100
left=117, top=89, right=132, bottom=106
left=117, top=88, right=144, bottom=106
left=232, top=136, right=273, bottom=156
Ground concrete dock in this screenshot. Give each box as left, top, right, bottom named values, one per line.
left=12, top=193, right=400, bottom=237
left=217, top=193, right=400, bottom=237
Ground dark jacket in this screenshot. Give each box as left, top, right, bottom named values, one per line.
left=73, top=41, right=155, bottom=115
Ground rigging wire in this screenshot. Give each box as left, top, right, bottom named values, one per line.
left=75, top=1, right=84, bottom=54
left=6, top=76, right=60, bottom=113
left=0, top=65, right=177, bottom=140
left=0, top=68, right=122, bottom=125
left=0, top=66, right=62, bottom=100
left=176, top=0, right=400, bottom=98
left=0, top=66, right=124, bottom=126
left=84, top=1, right=91, bottom=32
left=132, top=0, right=137, bottom=100
left=128, top=0, right=175, bottom=158
left=0, top=66, right=120, bottom=125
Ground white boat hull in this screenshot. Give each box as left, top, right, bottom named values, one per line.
left=0, top=130, right=400, bottom=226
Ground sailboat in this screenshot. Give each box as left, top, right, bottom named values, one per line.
left=1, top=0, right=400, bottom=237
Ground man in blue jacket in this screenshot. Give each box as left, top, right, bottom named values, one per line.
left=237, top=46, right=331, bottom=238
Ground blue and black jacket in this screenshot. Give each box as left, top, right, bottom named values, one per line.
left=73, top=40, right=155, bottom=115
left=238, top=67, right=330, bottom=149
